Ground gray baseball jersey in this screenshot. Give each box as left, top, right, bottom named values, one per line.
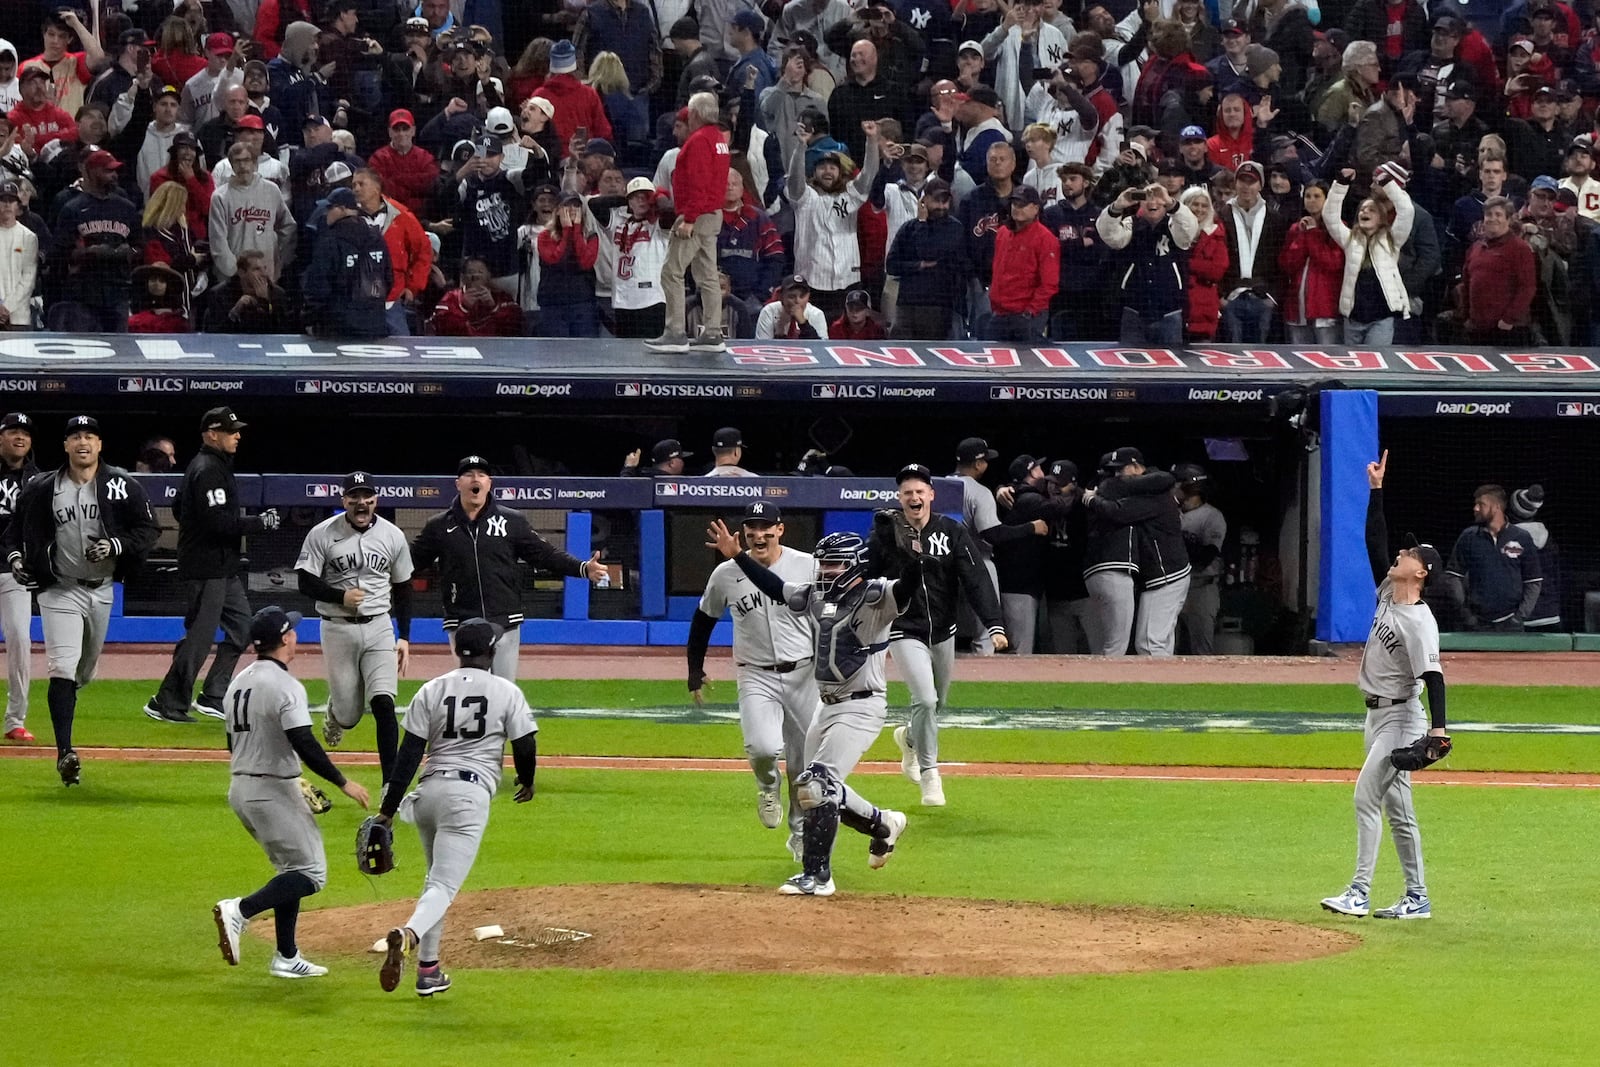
left=295, top=514, right=414, bottom=618
left=51, top=475, right=113, bottom=582
left=225, top=658, right=314, bottom=778
left=781, top=577, right=899, bottom=697
left=1357, top=579, right=1442, bottom=699
left=700, top=547, right=817, bottom=665
left=401, top=667, right=537, bottom=790
left=958, top=475, right=1000, bottom=562
left=1180, top=502, right=1227, bottom=580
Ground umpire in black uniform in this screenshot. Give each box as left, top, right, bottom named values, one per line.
left=145, top=408, right=281, bottom=724
left=409, top=455, right=607, bottom=681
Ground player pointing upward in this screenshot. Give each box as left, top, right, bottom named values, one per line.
left=1321, top=450, right=1450, bottom=921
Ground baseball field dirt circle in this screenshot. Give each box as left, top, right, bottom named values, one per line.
left=292, top=884, right=1359, bottom=977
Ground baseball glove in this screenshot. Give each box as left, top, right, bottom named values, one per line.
left=1390, top=733, right=1452, bottom=771
left=356, top=815, right=395, bottom=875
left=299, top=777, right=333, bottom=816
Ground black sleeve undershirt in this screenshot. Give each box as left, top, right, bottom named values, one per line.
left=1421, top=670, right=1447, bottom=731
left=392, top=579, right=413, bottom=641
left=511, top=731, right=538, bottom=786
left=379, top=730, right=429, bottom=816
left=285, top=726, right=347, bottom=788
left=686, top=609, right=717, bottom=686
left=732, top=551, right=787, bottom=602
left=297, top=570, right=346, bottom=607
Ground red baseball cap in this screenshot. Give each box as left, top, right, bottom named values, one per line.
left=83, top=149, right=123, bottom=171
left=236, top=114, right=265, bottom=130
left=206, top=32, right=235, bottom=55
left=389, top=108, right=416, bottom=128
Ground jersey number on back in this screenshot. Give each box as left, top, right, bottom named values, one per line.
left=441, top=694, right=487, bottom=740
left=230, top=689, right=252, bottom=732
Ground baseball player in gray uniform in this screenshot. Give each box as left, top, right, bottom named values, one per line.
left=707, top=519, right=911, bottom=897
left=0, top=412, right=39, bottom=743
left=212, top=607, right=371, bottom=980
left=2, top=416, right=159, bottom=786
left=1321, top=451, right=1449, bottom=921
left=687, top=501, right=818, bottom=860
left=376, top=618, right=539, bottom=996
left=1173, top=463, right=1226, bottom=655
left=295, top=471, right=415, bottom=785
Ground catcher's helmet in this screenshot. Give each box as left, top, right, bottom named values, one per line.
left=814, top=531, right=867, bottom=598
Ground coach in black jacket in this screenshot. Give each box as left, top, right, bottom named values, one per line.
left=869, top=463, right=1006, bottom=808
left=409, top=455, right=606, bottom=681
left=147, top=408, right=282, bottom=725
left=994, top=454, right=1078, bottom=656
left=1082, top=447, right=1191, bottom=657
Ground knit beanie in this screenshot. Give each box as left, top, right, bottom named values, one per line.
left=1510, top=484, right=1545, bottom=520
left=1246, top=44, right=1280, bottom=80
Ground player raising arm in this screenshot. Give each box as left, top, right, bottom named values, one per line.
left=213, top=608, right=371, bottom=980
left=1320, top=450, right=1451, bottom=922
left=374, top=619, right=539, bottom=997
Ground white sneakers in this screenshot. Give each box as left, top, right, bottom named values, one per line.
left=919, top=768, right=945, bottom=806
left=757, top=788, right=782, bottom=829
left=778, top=873, right=835, bottom=896
left=892, top=725, right=920, bottom=783
left=213, top=898, right=247, bottom=966
left=868, top=810, right=907, bottom=870
left=269, top=953, right=328, bottom=979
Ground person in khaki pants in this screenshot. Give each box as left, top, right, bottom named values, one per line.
left=648, top=91, right=732, bottom=354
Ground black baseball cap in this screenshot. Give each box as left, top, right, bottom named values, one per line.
left=652, top=438, right=692, bottom=463
left=713, top=426, right=743, bottom=449
left=1008, top=185, right=1043, bottom=207
left=896, top=463, right=934, bottom=485
left=0, top=181, right=19, bottom=202
left=1221, top=18, right=1246, bottom=36
left=1046, top=459, right=1078, bottom=484
left=343, top=470, right=376, bottom=494
left=957, top=437, right=998, bottom=463
left=249, top=606, right=302, bottom=649
left=741, top=500, right=782, bottom=525
left=0, top=412, right=32, bottom=432
left=1442, top=81, right=1474, bottom=101
left=1008, top=454, right=1045, bottom=482
left=966, top=85, right=1001, bottom=110
left=1100, top=445, right=1145, bottom=473
left=458, top=454, right=491, bottom=475
left=455, top=617, right=502, bottom=657
left=1405, top=534, right=1443, bottom=579
left=201, top=406, right=246, bottom=432
left=781, top=274, right=811, bottom=293
left=64, top=415, right=100, bottom=437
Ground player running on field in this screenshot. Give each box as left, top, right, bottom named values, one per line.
left=1321, top=450, right=1450, bottom=921
left=376, top=618, right=539, bottom=996
left=213, top=607, right=371, bottom=980
left=295, top=471, right=414, bottom=784
left=688, top=501, right=818, bottom=860
left=706, top=516, right=911, bottom=897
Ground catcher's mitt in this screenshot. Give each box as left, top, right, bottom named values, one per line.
left=356, top=815, right=395, bottom=875
left=299, top=777, right=332, bottom=816
left=1390, top=733, right=1452, bottom=771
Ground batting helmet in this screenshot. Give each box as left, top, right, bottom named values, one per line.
left=814, top=531, right=867, bottom=597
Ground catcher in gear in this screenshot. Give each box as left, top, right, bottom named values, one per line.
left=1321, top=451, right=1450, bottom=923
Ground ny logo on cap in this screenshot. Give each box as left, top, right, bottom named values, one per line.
left=750, top=503, right=766, bottom=515
left=352, top=471, right=369, bottom=483
left=72, top=416, right=92, bottom=427
left=466, top=455, right=485, bottom=466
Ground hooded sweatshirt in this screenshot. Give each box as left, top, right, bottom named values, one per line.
left=268, top=22, right=324, bottom=146
left=0, top=39, right=20, bottom=113
left=209, top=174, right=298, bottom=281
left=1206, top=97, right=1255, bottom=170
left=137, top=122, right=191, bottom=205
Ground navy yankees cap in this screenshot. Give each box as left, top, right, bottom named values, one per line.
left=652, top=439, right=692, bottom=463
left=457, top=454, right=491, bottom=476
left=713, top=426, right=743, bottom=449
left=455, top=617, right=502, bottom=658
left=250, top=606, right=302, bottom=649
left=895, top=463, right=934, bottom=485
left=64, top=415, right=100, bottom=437
left=1100, top=446, right=1145, bottom=473
left=343, top=471, right=376, bottom=494
left=957, top=437, right=998, bottom=463
left=742, top=500, right=782, bottom=525
left=1, top=412, right=32, bottom=432
left=201, top=406, right=246, bottom=432
left=1008, top=454, right=1046, bottom=482
left=1404, top=534, right=1443, bottom=579
left=1046, top=459, right=1078, bottom=484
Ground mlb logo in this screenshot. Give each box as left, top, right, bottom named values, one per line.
left=616, top=382, right=641, bottom=397
left=990, top=386, right=1017, bottom=400
left=1558, top=402, right=1588, bottom=416
left=296, top=380, right=322, bottom=394
left=493, top=487, right=513, bottom=499
left=658, top=482, right=680, bottom=497
left=307, top=483, right=332, bottom=498
left=118, top=377, right=142, bottom=392
left=812, top=384, right=838, bottom=399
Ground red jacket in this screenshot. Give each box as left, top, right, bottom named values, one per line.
left=149, top=167, right=215, bottom=239
left=129, top=308, right=191, bottom=333
left=7, top=101, right=76, bottom=151
left=372, top=197, right=433, bottom=302
left=1278, top=221, right=1344, bottom=322
left=1185, top=224, right=1229, bottom=338
left=989, top=220, right=1060, bottom=315
left=537, top=226, right=599, bottom=269
left=368, top=144, right=439, bottom=217
left=533, top=74, right=613, bottom=157
left=672, top=124, right=732, bottom=221
left=428, top=288, right=524, bottom=336
left=829, top=315, right=887, bottom=339
left=1460, top=232, right=1536, bottom=331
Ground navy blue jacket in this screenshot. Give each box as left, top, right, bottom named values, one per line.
left=303, top=215, right=391, bottom=339
left=1041, top=198, right=1105, bottom=297
left=886, top=216, right=971, bottom=308
left=957, top=181, right=1009, bottom=285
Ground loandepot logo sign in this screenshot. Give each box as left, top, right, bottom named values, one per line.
left=1187, top=388, right=1265, bottom=402
left=1434, top=401, right=1513, bottom=415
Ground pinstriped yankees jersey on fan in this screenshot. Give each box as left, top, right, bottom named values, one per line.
left=1357, top=578, right=1442, bottom=699
left=225, top=659, right=314, bottom=778
left=402, top=667, right=537, bottom=790
left=791, top=182, right=868, bottom=291
left=699, top=547, right=817, bottom=666
left=295, top=514, right=414, bottom=618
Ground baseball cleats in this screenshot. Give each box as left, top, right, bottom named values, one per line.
left=380, top=927, right=415, bottom=992
left=1319, top=886, right=1371, bottom=917
left=919, top=767, right=945, bottom=806
left=57, top=749, right=80, bottom=787
left=416, top=968, right=452, bottom=997
left=892, top=725, right=920, bottom=783
left=213, top=898, right=248, bottom=965
left=688, top=329, right=726, bottom=353
left=786, top=831, right=804, bottom=864
left=143, top=698, right=195, bottom=724
left=644, top=330, right=690, bottom=353
left=1373, top=892, right=1432, bottom=920
left=757, top=788, right=782, bottom=829
left=269, top=953, right=328, bottom=979
left=322, top=715, right=344, bottom=748
left=191, top=696, right=226, bottom=721
left=4, top=727, right=35, bottom=742
left=778, top=873, right=835, bottom=897
left=868, top=810, right=907, bottom=870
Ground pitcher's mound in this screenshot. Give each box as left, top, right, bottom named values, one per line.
left=294, top=883, right=1357, bottom=978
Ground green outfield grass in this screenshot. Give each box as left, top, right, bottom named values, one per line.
left=4, top=757, right=1597, bottom=1065
left=32, top=679, right=1600, bottom=773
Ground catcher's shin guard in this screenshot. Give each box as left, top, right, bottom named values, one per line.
left=800, top=803, right=839, bottom=879
left=794, top=762, right=841, bottom=810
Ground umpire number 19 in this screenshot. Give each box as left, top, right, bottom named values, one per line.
left=442, top=694, right=488, bottom=740
left=231, top=689, right=251, bottom=732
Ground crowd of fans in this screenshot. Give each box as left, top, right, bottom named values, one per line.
left=2, top=0, right=1599, bottom=343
